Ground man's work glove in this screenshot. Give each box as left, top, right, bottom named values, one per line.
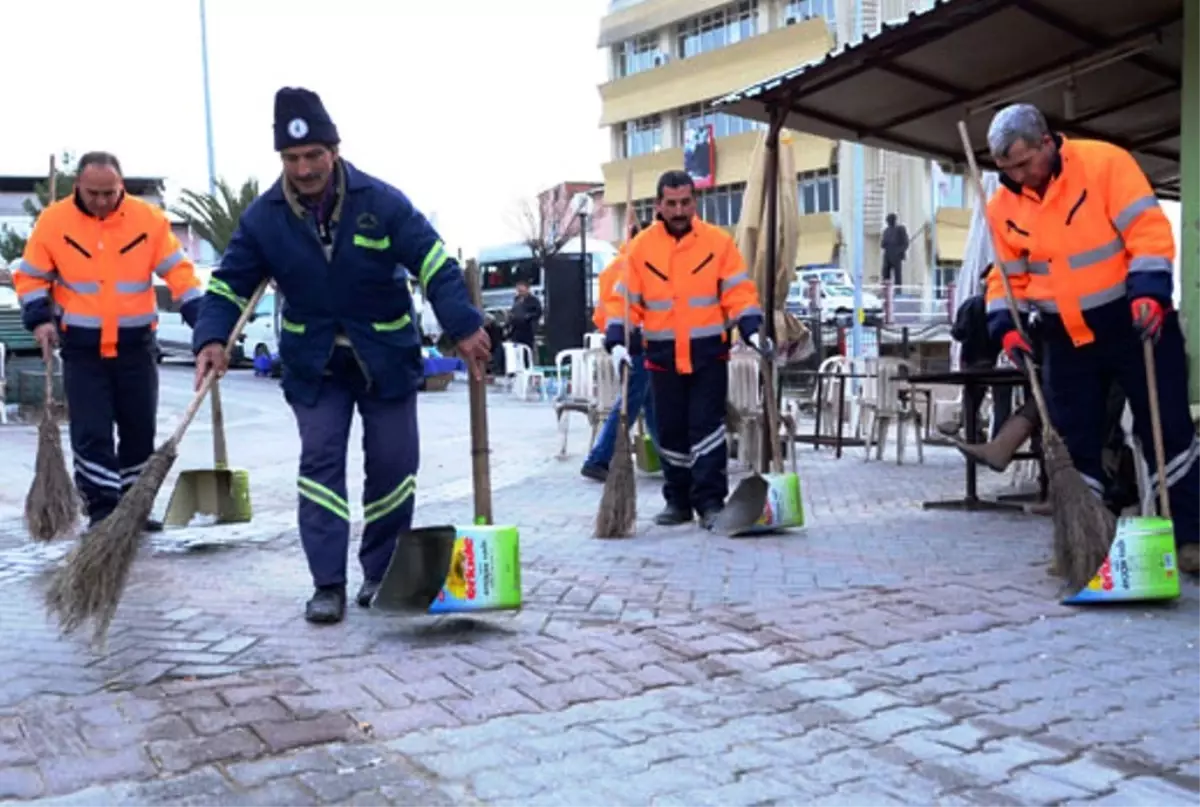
left=748, top=332, right=775, bottom=361
left=1131, top=297, right=1165, bottom=342
left=610, top=344, right=631, bottom=377
left=1001, top=330, right=1034, bottom=370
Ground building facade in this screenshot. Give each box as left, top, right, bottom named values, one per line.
left=596, top=0, right=974, bottom=306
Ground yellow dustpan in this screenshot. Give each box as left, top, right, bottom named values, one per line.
left=163, top=379, right=252, bottom=527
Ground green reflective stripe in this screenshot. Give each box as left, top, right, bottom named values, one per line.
left=353, top=234, right=392, bottom=250
left=364, top=475, right=416, bottom=524
left=281, top=318, right=306, bottom=334
left=207, top=277, right=247, bottom=311
left=420, top=241, right=450, bottom=288
left=298, top=477, right=350, bottom=521
left=372, top=314, right=412, bottom=332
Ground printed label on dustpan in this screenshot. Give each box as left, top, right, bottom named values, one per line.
left=735, top=472, right=805, bottom=536
left=637, top=435, right=660, bottom=473
left=1062, top=517, right=1180, bottom=604
left=428, top=525, right=522, bottom=614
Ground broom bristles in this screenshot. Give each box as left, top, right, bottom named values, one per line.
left=594, top=413, right=636, bottom=539
left=25, top=410, right=80, bottom=542
left=1042, top=427, right=1117, bottom=593
left=44, top=442, right=178, bottom=648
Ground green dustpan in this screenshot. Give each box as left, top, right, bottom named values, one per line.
left=164, top=380, right=252, bottom=527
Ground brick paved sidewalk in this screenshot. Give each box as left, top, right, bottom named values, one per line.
left=0, top=375, right=1196, bottom=806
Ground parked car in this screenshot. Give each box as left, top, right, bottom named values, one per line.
left=0, top=286, right=18, bottom=311
left=154, top=282, right=279, bottom=365
left=786, top=280, right=883, bottom=323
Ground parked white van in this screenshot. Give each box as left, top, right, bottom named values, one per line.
left=154, top=273, right=280, bottom=365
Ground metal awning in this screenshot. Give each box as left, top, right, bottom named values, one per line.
left=714, top=0, right=1183, bottom=198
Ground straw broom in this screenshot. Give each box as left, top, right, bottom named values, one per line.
left=957, top=122, right=1115, bottom=592
left=25, top=154, right=80, bottom=543
left=594, top=172, right=637, bottom=539
left=45, top=280, right=269, bottom=647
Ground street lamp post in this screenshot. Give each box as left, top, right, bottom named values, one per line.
left=200, top=0, right=217, bottom=197
left=571, top=192, right=596, bottom=313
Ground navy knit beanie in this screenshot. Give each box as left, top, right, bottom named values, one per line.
left=274, top=87, right=340, bottom=151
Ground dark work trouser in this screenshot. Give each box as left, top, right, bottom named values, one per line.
left=61, top=347, right=158, bottom=522
left=650, top=361, right=729, bottom=514
left=290, top=371, right=420, bottom=589
left=1042, top=312, right=1198, bottom=547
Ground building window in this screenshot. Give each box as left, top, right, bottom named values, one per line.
left=677, top=101, right=764, bottom=141
left=621, top=115, right=663, bottom=158
left=615, top=33, right=663, bottom=78
left=935, top=262, right=960, bottom=295
left=696, top=183, right=747, bottom=227
left=783, top=0, right=836, bottom=27
left=797, top=168, right=838, bottom=214
left=631, top=199, right=656, bottom=227
left=936, top=165, right=966, bottom=208
left=676, top=1, right=758, bottom=60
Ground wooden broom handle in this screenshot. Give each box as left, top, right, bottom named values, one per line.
left=465, top=260, right=493, bottom=525
left=169, top=280, right=269, bottom=446
left=42, top=154, right=59, bottom=406
left=955, top=121, right=1054, bottom=432
left=210, top=380, right=229, bottom=469
left=1143, top=340, right=1171, bottom=518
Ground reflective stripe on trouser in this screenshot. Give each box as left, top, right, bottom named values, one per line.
left=292, top=379, right=420, bottom=588
left=649, top=361, right=729, bottom=513
left=1042, top=310, right=1199, bottom=546
left=61, top=347, right=158, bottom=521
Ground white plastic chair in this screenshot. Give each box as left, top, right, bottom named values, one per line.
left=862, top=357, right=924, bottom=464
left=554, top=348, right=587, bottom=399
left=502, top=341, right=545, bottom=401
left=584, top=332, right=606, bottom=350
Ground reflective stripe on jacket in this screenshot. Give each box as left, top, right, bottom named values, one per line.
left=984, top=136, right=1175, bottom=347
left=603, top=218, right=762, bottom=374
left=191, top=160, right=482, bottom=407
left=13, top=194, right=202, bottom=357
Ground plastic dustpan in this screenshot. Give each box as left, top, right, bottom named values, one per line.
left=164, top=380, right=252, bottom=527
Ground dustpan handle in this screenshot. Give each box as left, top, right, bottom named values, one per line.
left=1143, top=340, right=1171, bottom=519
left=211, top=379, right=228, bottom=469
left=169, top=279, right=270, bottom=447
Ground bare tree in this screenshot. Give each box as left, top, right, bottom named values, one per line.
left=509, top=190, right=584, bottom=269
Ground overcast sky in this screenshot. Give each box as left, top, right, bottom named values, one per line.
left=6, top=0, right=610, bottom=255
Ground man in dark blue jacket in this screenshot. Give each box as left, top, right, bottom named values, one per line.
left=192, top=87, right=490, bottom=624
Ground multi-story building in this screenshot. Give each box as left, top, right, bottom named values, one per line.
left=596, top=0, right=973, bottom=307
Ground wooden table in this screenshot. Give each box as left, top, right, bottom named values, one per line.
left=905, top=368, right=1042, bottom=511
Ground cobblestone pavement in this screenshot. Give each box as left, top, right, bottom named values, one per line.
left=0, top=366, right=1196, bottom=806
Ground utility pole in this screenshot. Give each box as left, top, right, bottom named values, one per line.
left=200, top=0, right=217, bottom=197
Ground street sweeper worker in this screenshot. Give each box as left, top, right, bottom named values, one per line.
left=983, top=103, right=1198, bottom=574
left=605, top=170, right=766, bottom=531
left=13, top=151, right=203, bottom=532
left=191, top=87, right=491, bottom=624
left=581, top=219, right=660, bottom=483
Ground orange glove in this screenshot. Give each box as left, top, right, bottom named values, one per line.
left=1131, top=297, right=1165, bottom=342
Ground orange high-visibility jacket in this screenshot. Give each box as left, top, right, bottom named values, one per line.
left=604, top=218, right=762, bottom=374
left=593, top=241, right=633, bottom=331
left=985, top=136, right=1175, bottom=347
left=593, top=256, right=622, bottom=331
left=13, top=195, right=202, bottom=357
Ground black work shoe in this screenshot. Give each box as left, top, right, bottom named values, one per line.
left=698, top=508, right=724, bottom=531
left=305, top=587, right=346, bottom=624
left=581, top=463, right=609, bottom=483
left=144, top=518, right=164, bottom=533
left=653, top=505, right=693, bottom=526
left=356, top=580, right=381, bottom=609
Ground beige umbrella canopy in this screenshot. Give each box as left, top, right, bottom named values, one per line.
left=734, top=130, right=810, bottom=361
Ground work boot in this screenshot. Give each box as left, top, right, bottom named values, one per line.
left=653, top=504, right=693, bottom=526
left=698, top=507, right=723, bottom=531
left=954, top=411, right=1036, bottom=472
left=305, top=586, right=346, bottom=624
left=356, top=580, right=380, bottom=609
left=1179, top=544, right=1200, bottom=576
left=580, top=463, right=608, bottom=483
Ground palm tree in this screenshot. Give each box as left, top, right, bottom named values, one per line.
left=171, top=177, right=260, bottom=256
